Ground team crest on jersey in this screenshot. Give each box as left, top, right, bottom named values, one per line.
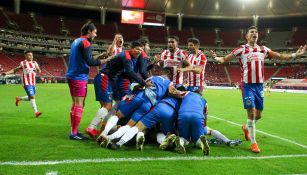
left=246, top=99, right=251, bottom=105
left=164, top=60, right=180, bottom=67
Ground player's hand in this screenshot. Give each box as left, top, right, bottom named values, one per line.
left=145, top=79, right=153, bottom=88
left=296, top=45, right=307, bottom=57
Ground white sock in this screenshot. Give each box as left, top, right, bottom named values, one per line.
left=102, top=115, right=119, bottom=136
left=180, top=137, right=189, bottom=146
left=88, top=107, right=108, bottom=129
left=108, top=125, right=131, bottom=140
left=19, top=96, right=29, bottom=101
left=116, top=126, right=139, bottom=146
left=247, top=119, right=256, bottom=144
left=156, top=132, right=166, bottom=144
left=30, top=99, right=38, bottom=113
left=211, top=130, right=230, bottom=143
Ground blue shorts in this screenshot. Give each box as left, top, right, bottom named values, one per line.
left=117, top=92, right=152, bottom=120
left=187, top=86, right=203, bottom=94
left=242, top=83, right=264, bottom=110
left=141, top=102, right=177, bottom=134
left=94, top=73, right=114, bottom=103
left=178, top=112, right=206, bottom=142
left=24, top=85, right=36, bottom=97
left=115, top=78, right=132, bottom=100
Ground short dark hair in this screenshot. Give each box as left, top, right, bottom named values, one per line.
left=81, top=22, right=96, bottom=36
left=130, top=40, right=143, bottom=48
left=168, top=36, right=179, bottom=43
left=138, top=38, right=150, bottom=46
left=24, top=50, right=32, bottom=55
left=187, top=37, right=200, bottom=45
left=246, top=26, right=258, bottom=34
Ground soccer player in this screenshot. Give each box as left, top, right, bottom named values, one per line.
left=85, top=41, right=148, bottom=138
left=160, top=36, right=190, bottom=86
left=3, top=50, right=42, bottom=117
left=177, top=37, right=207, bottom=94
left=66, top=22, right=113, bottom=140
left=98, top=74, right=188, bottom=149
left=210, top=26, right=306, bottom=153
left=107, top=33, right=124, bottom=56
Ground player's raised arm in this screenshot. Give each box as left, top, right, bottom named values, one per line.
left=269, top=45, right=306, bottom=60
left=209, top=50, right=236, bottom=64
left=167, top=85, right=188, bottom=98
left=2, top=65, right=22, bottom=76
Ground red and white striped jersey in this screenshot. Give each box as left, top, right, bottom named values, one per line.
left=160, top=48, right=189, bottom=85
left=113, top=45, right=122, bottom=55
left=20, top=60, right=40, bottom=86
left=187, top=50, right=207, bottom=87
left=231, top=44, right=272, bottom=84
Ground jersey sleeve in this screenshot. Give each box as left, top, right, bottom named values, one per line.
left=80, top=40, right=101, bottom=66
left=231, top=46, right=244, bottom=59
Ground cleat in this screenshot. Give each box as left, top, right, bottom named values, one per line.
left=174, top=136, right=186, bottom=154
left=207, top=137, right=224, bottom=145
left=15, top=97, right=20, bottom=106
left=136, top=134, right=145, bottom=151
left=69, top=132, right=89, bottom=141
left=226, top=139, right=243, bottom=147
left=100, top=137, right=111, bottom=148
left=85, top=127, right=98, bottom=138
left=251, top=143, right=260, bottom=153
left=96, top=134, right=107, bottom=143
left=242, top=124, right=251, bottom=141
left=108, top=142, right=120, bottom=150
left=200, top=135, right=210, bottom=156
left=35, top=112, right=42, bottom=118
left=159, top=133, right=176, bottom=150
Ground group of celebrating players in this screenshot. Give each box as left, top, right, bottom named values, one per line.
left=3, top=22, right=306, bottom=155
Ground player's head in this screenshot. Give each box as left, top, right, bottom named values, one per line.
left=138, top=38, right=150, bottom=54
left=24, top=50, right=33, bottom=61
left=130, top=40, right=144, bottom=58
left=245, top=26, right=258, bottom=44
left=114, top=33, right=124, bottom=46
left=167, top=36, right=179, bottom=52
left=187, top=37, right=200, bottom=54
left=81, top=22, right=97, bottom=40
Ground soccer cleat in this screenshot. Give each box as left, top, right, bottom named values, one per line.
left=136, top=134, right=145, bottom=151
left=242, top=124, right=251, bottom=141
left=108, top=142, right=120, bottom=150
left=35, top=112, right=42, bottom=118
left=69, top=132, right=89, bottom=141
left=15, top=97, right=20, bottom=107
left=226, top=139, right=243, bottom=147
left=200, top=135, right=210, bottom=156
left=100, top=137, right=111, bottom=148
left=251, top=143, right=260, bottom=153
left=174, top=136, right=186, bottom=154
left=85, top=127, right=98, bottom=138
left=159, top=133, right=176, bottom=150
left=207, top=137, right=224, bottom=145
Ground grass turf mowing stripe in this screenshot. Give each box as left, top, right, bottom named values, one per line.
left=1, top=154, right=307, bottom=166
left=209, top=115, right=307, bottom=149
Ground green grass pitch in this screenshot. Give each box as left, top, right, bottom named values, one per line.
left=0, top=84, right=306, bottom=174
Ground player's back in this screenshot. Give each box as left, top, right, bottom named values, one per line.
left=150, top=75, right=172, bottom=101
left=179, top=92, right=206, bottom=115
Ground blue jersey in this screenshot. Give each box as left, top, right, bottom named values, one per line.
left=179, top=92, right=207, bottom=116
left=149, top=76, right=172, bottom=101
left=160, top=97, right=181, bottom=111
left=66, top=36, right=101, bottom=80
left=100, top=50, right=147, bottom=86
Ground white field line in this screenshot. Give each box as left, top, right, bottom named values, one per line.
left=208, top=115, right=307, bottom=149
left=1, top=154, right=307, bottom=166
